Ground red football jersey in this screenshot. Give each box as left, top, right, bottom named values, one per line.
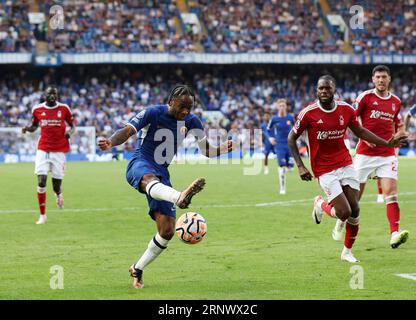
left=32, top=102, right=74, bottom=152
left=293, top=100, right=360, bottom=178
left=354, top=89, right=402, bottom=157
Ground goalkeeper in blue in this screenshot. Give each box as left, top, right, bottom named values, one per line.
left=266, top=99, right=295, bottom=194
left=98, top=85, right=232, bottom=289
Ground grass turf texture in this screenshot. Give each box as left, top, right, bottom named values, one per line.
left=0, top=158, right=415, bottom=300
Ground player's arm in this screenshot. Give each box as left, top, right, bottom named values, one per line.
left=349, top=124, right=407, bottom=148
left=98, top=125, right=136, bottom=151
left=266, top=118, right=276, bottom=145
left=65, top=123, right=76, bottom=139
left=99, top=108, right=153, bottom=151
left=64, top=108, right=76, bottom=139
left=189, top=116, right=232, bottom=158
left=288, top=129, right=313, bottom=181
left=22, top=117, right=39, bottom=133
left=197, top=137, right=233, bottom=158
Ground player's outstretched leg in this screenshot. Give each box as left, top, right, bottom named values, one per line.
left=176, top=177, right=206, bottom=209
left=144, top=176, right=205, bottom=210
left=130, top=213, right=174, bottom=289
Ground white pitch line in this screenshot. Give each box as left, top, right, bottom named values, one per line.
left=1, top=192, right=415, bottom=214
left=395, top=274, right=416, bottom=281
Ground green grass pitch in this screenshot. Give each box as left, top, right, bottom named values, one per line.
left=0, top=158, right=415, bottom=300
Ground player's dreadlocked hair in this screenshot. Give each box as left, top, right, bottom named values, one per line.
left=167, top=85, right=196, bottom=107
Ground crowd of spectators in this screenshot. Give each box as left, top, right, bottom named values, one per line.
left=40, top=0, right=197, bottom=53
left=0, top=65, right=415, bottom=155
left=195, top=0, right=342, bottom=53
left=1, top=0, right=415, bottom=54
left=328, top=0, right=416, bottom=54
left=0, top=0, right=34, bottom=52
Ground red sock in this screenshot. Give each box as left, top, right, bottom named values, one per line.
left=377, top=179, right=382, bottom=195
left=320, top=201, right=336, bottom=218
left=386, top=202, right=400, bottom=233
left=37, top=187, right=46, bottom=215
left=344, top=222, right=359, bottom=249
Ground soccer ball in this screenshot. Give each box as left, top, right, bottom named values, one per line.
left=175, top=212, right=207, bottom=244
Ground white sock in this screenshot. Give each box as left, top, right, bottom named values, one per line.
left=278, top=167, right=286, bottom=192
left=135, top=233, right=170, bottom=270
left=145, top=180, right=181, bottom=204
left=342, top=246, right=351, bottom=254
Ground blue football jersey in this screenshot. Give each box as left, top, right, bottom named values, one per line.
left=127, top=105, right=205, bottom=166
left=267, top=114, right=295, bottom=144
left=410, top=104, right=416, bottom=117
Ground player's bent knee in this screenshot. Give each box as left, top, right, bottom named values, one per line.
left=37, top=175, right=47, bottom=188
left=140, top=174, right=160, bottom=192
left=350, top=204, right=360, bottom=218
left=385, top=194, right=398, bottom=204
left=347, top=216, right=360, bottom=226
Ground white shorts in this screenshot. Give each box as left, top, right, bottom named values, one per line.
left=354, top=154, right=398, bottom=183
left=35, top=150, right=66, bottom=179
left=318, top=165, right=360, bottom=203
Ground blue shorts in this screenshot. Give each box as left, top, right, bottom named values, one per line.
left=263, top=142, right=276, bottom=156
left=126, top=158, right=176, bottom=220
left=276, top=145, right=294, bottom=168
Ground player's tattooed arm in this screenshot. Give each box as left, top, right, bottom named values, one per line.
left=22, top=117, right=38, bottom=133
left=98, top=125, right=136, bottom=151
left=288, top=130, right=313, bottom=181
left=350, top=125, right=407, bottom=148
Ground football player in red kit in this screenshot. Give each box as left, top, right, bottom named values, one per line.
left=288, top=75, right=406, bottom=263
left=22, top=86, right=75, bottom=224
left=332, top=65, right=409, bottom=249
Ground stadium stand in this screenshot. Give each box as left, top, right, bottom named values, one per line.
left=2, top=0, right=414, bottom=54
left=1, top=1, right=415, bottom=156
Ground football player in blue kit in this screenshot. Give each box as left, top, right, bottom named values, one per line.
left=405, top=103, right=416, bottom=131
left=267, top=99, right=295, bottom=194
left=98, top=85, right=232, bottom=289
left=261, top=111, right=275, bottom=174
